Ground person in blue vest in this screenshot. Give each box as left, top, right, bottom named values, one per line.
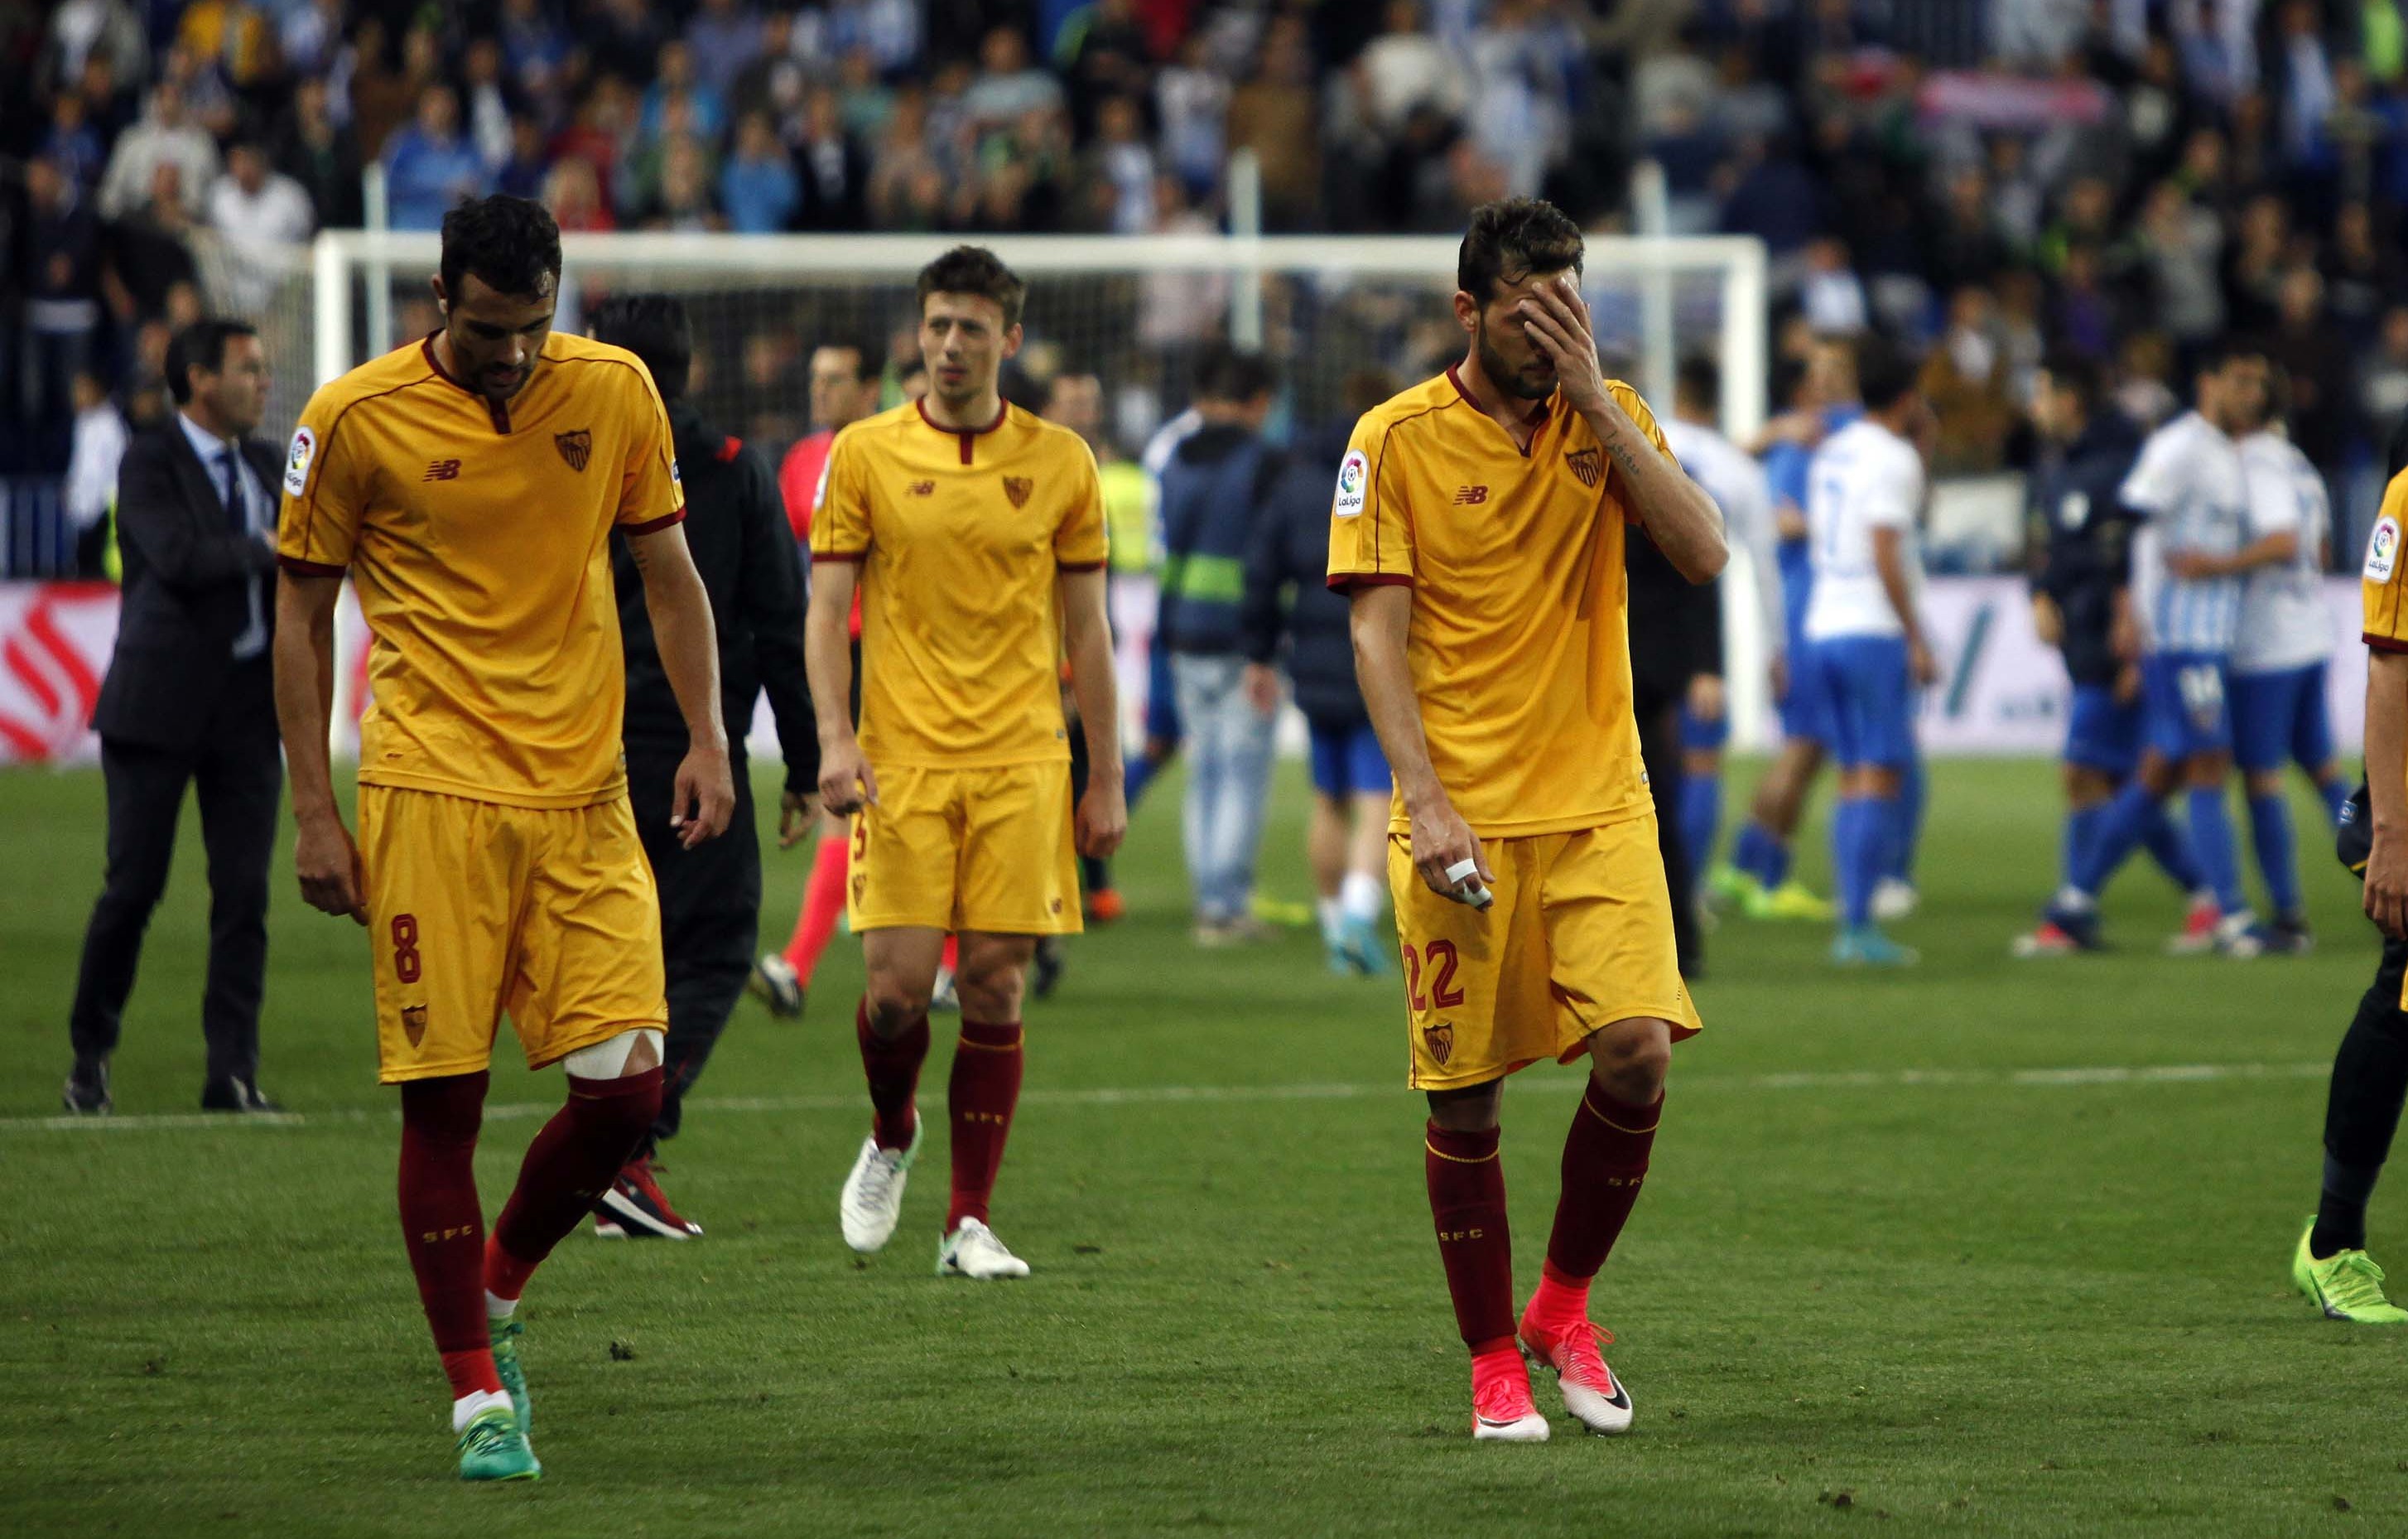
left=1157, top=348, right=1284, bottom=944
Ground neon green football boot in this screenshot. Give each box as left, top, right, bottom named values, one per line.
left=1747, top=880, right=1835, bottom=923
left=1705, top=863, right=1761, bottom=914
left=2293, top=1218, right=2408, bottom=1324
left=455, top=1404, right=541, bottom=1482
left=491, top=1317, right=532, bottom=1435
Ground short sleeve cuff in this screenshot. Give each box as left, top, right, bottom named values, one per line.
left=2366, top=632, right=2408, bottom=654
left=278, top=556, right=346, bottom=577
left=621, top=509, right=686, bottom=536
left=1056, top=558, right=1106, bottom=572
left=811, top=549, right=867, bottom=563
left=1327, top=572, right=1412, bottom=593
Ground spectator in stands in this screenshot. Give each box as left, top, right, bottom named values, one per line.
left=42, top=92, right=108, bottom=191
left=1227, top=12, right=1319, bottom=229
left=867, top=84, right=946, bottom=230
left=22, top=156, right=105, bottom=430
left=102, top=163, right=200, bottom=340
left=96, top=79, right=218, bottom=220
left=792, top=87, right=869, bottom=231
left=383, top=86, right=490, bottom=232
left=1058, top=0, right=1153, bottom=138
left=732, top=10, right=806, bottom=129
left=1086, top=94, right=1159, bottom=234
left=686, top=0, right=766, bottom=100
left=965, top=25, right=1068, bottom=138
left=722, top=111, right=800, bottom=234
left=500, top=0, right=571, bottom=89
left=2358, top=306, right=2408, bottom=455
left=643, top=41, right=728, bottom=144
left=495, top=113, right=552, bottom=200
left=272, top=75, right=361, bottom=232
left=207, top=140, right=313, bottom=314
left=64, top=369, right=128, bottom=577
left=1919, top=286, right=2019, bottom=475
left=349, top=21, right=440, bottom=163
left=2271, top=263, right=2349, bottom=473
left=277, top=0, right=343, bottom=84
left=42, top=0, right=147, bottom=99
left=1156, top=31, right=1230, bottom=198
left=542, top=155, right=616, bottom=233
left=460, top=36, right=515, bottom=174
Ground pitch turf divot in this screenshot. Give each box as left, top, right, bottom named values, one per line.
left=0, top=1060, right=2330, bottom=1134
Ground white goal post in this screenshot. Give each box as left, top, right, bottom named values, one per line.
left=295, top=229, right=1775, bottom=746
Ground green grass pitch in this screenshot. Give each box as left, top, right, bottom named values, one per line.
left=2, top=756, right=2401, bottom=1537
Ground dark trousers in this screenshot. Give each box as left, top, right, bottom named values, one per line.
left=69, top=668, right=282, bottom=1081
left=628, top=743, right=761, bottom=1155
left=1632, top=679, right=1700, bottom=976
left=2325, top=931, right=2408, bottom=1174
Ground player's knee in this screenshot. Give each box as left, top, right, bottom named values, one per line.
left=2187, top=754, right=2232, bottom=788
left=1590, top=1021, right=1672, bottom=1106
left=956, top=964, right=1025, bottom=1022
left=2242, top=770, right=2283, bottom=798
left=864, top=977, right=933, bottom=1032
left=1683, top=750, right=1719, bottom=778
left=1426, top=1082, right=1501, bottom=1132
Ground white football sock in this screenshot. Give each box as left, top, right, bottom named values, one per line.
left=485, top=1291, right=518, bottom=1322
left=1341, top=871, right=1385, bottom=923
left=452, top=1388, right=511, bottom=1433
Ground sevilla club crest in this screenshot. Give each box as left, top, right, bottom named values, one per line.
left=1565, top=447, right=1601, bottom=489
left=555, top=429, right=592, bottom=472
left=1423, top=1021, right=1454, bottom=1067
left=402, top=1005, right=428, bottom=1048
left=1003, top=475, right=1033, bottom=509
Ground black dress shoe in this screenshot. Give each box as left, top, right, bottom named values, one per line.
left=62, top=1059, right=112, bottom=1116
left=200, top=1076, right=283, bottom=1113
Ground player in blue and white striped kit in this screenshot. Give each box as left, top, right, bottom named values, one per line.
left=2230, top=388, right=2349, bottom=953
left=2040, top=342, right=2273, bottom=956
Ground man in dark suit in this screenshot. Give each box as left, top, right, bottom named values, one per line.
left=585, top=294, right=819, bottom=1237
left=64, top=319, right=285, bottom=1115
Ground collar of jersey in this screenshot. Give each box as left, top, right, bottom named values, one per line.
left=421, top=332, right=521, bottom=433
left=915, top=398, right=1009, bottom=437
left=1445, top=363, right=1552, bottom=429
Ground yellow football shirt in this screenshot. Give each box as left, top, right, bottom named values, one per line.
left=2361, top=468, right=2408, bottom=656
left=278, top=331, right=685, bottom=808
left=1327, top=366, right=1672, bottom=838
left=811, top=398, right=1106, bottom=767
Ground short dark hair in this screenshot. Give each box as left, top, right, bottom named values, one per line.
left=1676, top=355, right=1721, bottom=413
left=1855, top=334, right=1918, bottom=413
left=815, top=336, right=881, bottom=382
left=165, top=318, right=259, bottom=405
left=585, top=292, right=692, bottom=402
left=1202, top=346, right=1276, bottom=404
left=916, top=244, right=1025, bottom=330
left=439, top=195, right=562, bottom=304
left=2037, top=351, right=2102, bottom=412
left=2197, top=334, right=2270, bottom=376
left=1457, top=197, right=1584, bottom=306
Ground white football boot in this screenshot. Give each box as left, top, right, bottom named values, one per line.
left=1870, top=877, right=1919, bottom=923
left=838, top=1117, right=919, bottom=1253
left=936, top=1218, right=1030, bottom=1280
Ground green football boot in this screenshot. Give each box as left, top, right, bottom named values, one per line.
left=1705, top=864, right=1762, bottom=914
left=2293, top=1218, right=2408, bottom=1324
left=491, top=1317, right=532, bottom=1435
left=1746, top=880, right=1836, bottom=923
left=455, top=1404, right=541, bottom=1482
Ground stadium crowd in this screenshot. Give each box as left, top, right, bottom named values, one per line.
left=7, top=1, right=2408, bottom=533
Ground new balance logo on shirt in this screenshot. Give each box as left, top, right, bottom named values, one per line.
left=1453, top=485, right=1490, bottom=505
left=422, top=460, right=461, bottom=481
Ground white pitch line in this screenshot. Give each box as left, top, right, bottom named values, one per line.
left=0, top=1061, right=2330, bottom=1135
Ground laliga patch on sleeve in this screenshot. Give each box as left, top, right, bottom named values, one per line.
left=671, top=458, right=682, bottom=484
left=284, top=426, right=315, bottom=496
left=2367, top=515, right=2401, bottom=582
left=1332, top=449, right=1368, bottom=517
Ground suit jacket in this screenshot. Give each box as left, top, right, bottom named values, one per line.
left=92, top=424, right=281, bottom=750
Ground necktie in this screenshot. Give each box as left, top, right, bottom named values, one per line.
left=220, top=447, right=246, bottom=534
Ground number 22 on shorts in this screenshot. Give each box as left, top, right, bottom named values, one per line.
left=1403, top=939, right=1466, bottom=1012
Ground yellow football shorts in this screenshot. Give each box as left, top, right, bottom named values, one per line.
left=1389, top=814, right=1702, bottom=1090
left=848, top=761, right=1082, bottom=935
left=359, top=786, right=667, bottom=1084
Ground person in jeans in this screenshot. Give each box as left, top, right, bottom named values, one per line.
left=1157, top=348, right=1283, bottom=943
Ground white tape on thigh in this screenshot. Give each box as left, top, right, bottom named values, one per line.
left=562, top=1028, right=663, bottom=1080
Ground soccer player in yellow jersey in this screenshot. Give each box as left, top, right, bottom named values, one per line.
left=808, top=246, right=1126, bottom=1280
left=1329, top=200, right=1727, bottom=1440
left=2292, top=460, right=2408, bottom=1324
left=272, top=198, right=735, bottom=1480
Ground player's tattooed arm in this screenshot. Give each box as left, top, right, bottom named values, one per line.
left=627, top=523, right=735, bottom=847
left=806, top=557, right=877, bottom=816
left=1349, top=582, right=1491, bottom=898
left=2366, top=650, right=2408, bottom=938
left=1516, top=276, right=1727, bottom=584
left=272, top=571, right=367, bottom=924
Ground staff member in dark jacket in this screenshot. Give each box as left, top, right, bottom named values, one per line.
left=1626, top=435, right=1722, bottom=977
left=1240, top=375, right=1398, bottom=977
left=2014, top=353, right=2207, bottom=955
left=63, top=319, right=283, bottom=1116
left=588, top=295, right=819, bottom=1237
left=1158, top=349, right=1283, bottom=943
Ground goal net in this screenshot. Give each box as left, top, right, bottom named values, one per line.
left=268, top=230, right=1771, bottom=749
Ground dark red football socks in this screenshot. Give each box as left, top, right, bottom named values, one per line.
left=857, top=998, right=930, bottom=1151
left=1540, top=1083, right=1662, bottom=1310
left=486, top=1068, right=664, bottom=1301
left=1424, top=1121, right=1515, bottom=1357
left=397, top=1073, right=500, bottom=1398
left=946, top=1020, right=1023, bottom=1231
